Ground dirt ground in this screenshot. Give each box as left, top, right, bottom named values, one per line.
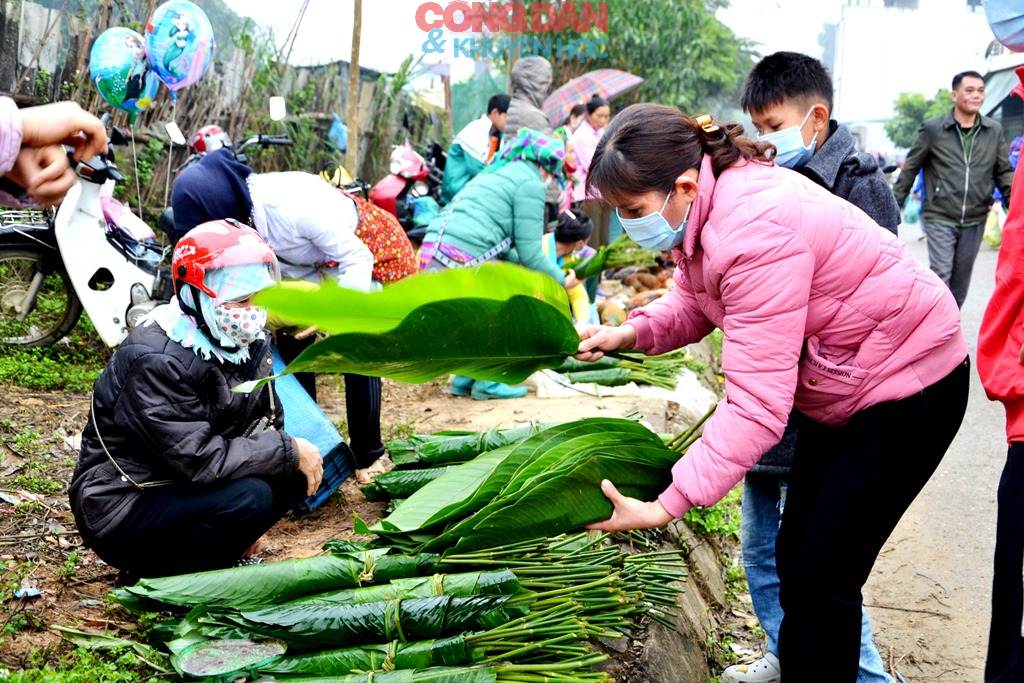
left=0, top=367, right=981, bottom=682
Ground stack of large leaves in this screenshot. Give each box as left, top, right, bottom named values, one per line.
left=364, top=417, right=679, bottom=554
left=363, top=424, right=554, bottom=502
left=563, top=234, right=658, bottom=280
left=244, top=263, right=580, bottom=386
left=107, top=532, right=689, bottom=682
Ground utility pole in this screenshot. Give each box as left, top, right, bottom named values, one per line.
left=345, top=0, right=363, bottom=176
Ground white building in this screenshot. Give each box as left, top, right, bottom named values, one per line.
left=830, top=0, right=993, bottom=159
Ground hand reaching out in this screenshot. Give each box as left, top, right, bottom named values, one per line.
left=6, top=145, right=77, bottom=207
left=585, top=479, right=675, bottom=532
left=574, top=322, right=637, bottom=362
left=293, top=436, right=323, bottom=496
left=19, top=101, right=108, bottom=162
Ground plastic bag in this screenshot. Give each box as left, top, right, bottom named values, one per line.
left=328, top=113, right=348, bottom=154
left=985, top=204, right=1006, bottom=248
left=903, top=196, right=921, bottom=225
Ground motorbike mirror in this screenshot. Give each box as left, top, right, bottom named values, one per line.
left=165, top=121, right=187, bottom=147
left=269, top=96, right=287, bottom=121
left=109, top=127, right=129, bottom=147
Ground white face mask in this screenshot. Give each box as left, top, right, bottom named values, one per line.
left=213, top=304, right=267, bottom=348
left=758, top=107, right=818, bottom=169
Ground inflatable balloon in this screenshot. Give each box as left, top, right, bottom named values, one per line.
left=144, top=0, right=215, bottom=100
left=89, top=27, right=160, bottom=122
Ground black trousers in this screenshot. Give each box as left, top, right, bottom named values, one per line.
left=777, top=357, right=969, bottom=681
left=986, top=442, right=1024, bottom=683
left=90, top=473, right=306, bottom=578
left=276, top=331, right=384, bottom=468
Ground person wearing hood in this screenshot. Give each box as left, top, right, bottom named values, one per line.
left=69, top=220, right=323, bottom=582
left=172, top=148, right=416, bottom=473
left=505, top=57, right=560, bottom=208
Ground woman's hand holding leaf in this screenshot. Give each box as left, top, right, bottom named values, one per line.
left=585, top=479, right=674, bottom=532
left=575, top=323, right=636, bottom=362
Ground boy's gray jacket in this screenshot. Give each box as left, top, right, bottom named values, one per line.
left=800, top=121, right=901, bottom=234
left=893, top=108, right=1014, bottom=227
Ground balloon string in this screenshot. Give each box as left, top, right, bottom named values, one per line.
left=164, top=99, right=176, bottom=210
left=130, top=126, right=143, bottom=221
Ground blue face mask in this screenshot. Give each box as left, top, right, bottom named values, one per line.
left=616, top=190, right=691, bottom=252
left=986, top=1, right=1024, bottom=52
left=758, top=108, right=818, bottom=169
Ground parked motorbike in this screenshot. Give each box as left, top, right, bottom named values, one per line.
left=368, top=141, right=445, bottom=234
left=0, top=120, right=294, bottom=349
left=0, top=141, right=172, bottom=348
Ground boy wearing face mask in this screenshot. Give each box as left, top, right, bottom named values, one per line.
left=722, top=52, right=904, bottom=683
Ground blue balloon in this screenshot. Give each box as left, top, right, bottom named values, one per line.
left=144, top=0, right=215, bottom=98
left=90, top=27, right=161, bottom=118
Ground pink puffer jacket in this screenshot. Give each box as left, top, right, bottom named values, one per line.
left=627, top=154, right=967, bottom=517
left=0, top=97, right=32, bottom=207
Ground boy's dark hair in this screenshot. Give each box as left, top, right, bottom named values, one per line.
left=487, top=93, right=511, bottom=115
left=586, top=93, right=610, bottom=114
left=740, top=51, right=834, bottom=115
left=569, top=103, right=587, bottom=118
left=952, top=70, right=984, bottom=90
left=555, top=209, right=593, bottom=244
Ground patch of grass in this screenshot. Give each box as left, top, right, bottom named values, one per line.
left=382, top=418, right=418, bottom=443
left=684, top=485, right=742, bottom=540
left=6, top=647, right=161, bottom=682
left=0, top=318, right=109, bottom=392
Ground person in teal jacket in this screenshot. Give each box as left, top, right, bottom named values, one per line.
left=439, top=94, right=509, bottom=205
left=420, top=128, right=579, bottom=400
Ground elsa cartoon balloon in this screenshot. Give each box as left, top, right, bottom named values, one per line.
left=90, top=27, right=161, bottom=124
left=144, top=0, right=215, bottom=100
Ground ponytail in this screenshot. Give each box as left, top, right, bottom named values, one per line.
left=587, top=103, right=773, bottom=204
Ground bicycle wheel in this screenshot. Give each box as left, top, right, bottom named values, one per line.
left=0, top=248, right=82, bottom=347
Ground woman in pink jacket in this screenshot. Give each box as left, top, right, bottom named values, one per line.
left=571, top=94, right=612, bottom=246
left=576, top=104, right=969, bottom=682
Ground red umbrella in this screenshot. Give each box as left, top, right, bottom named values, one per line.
left=543, top=69, right=644, bottom=127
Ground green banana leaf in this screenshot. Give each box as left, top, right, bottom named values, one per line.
left=371, top=446, right=518, bottom=534
left=255, top=261, right=571, bottom=335
left=259, top=666, right=498, bottom=683
left=287, top=570, right=521, bottom=606
left=377, top=419, right=655, bottom=542
left=361, top=468, right=451, bottom=502
left=446, top=446, right=679, bottom=553
left=264, top=635, right=468, bottom=676
left=219, top=595, right=526, bottom=650
left=278, top=296, right=579, bottom=385
left=113, top=552, right=423, bottom=612
left=387, top=424, right=552, bottom=468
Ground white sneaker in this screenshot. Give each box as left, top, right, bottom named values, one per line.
left=722, top=653, right=781, bottom=682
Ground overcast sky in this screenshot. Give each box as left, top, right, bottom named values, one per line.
left=220, top=0, right=846, bottom=72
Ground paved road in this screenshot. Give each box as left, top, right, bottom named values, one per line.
left=864, top=224, right=1005, bottom=682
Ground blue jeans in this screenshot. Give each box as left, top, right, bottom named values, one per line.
left=742, top=472, right=894, bottom=683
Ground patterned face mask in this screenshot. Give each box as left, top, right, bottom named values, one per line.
left=213, top=304, right=268, bottom=348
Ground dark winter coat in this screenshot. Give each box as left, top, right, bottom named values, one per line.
left=504, top=57, right=559, bottom=205
left=750, top=121, right=903, bottom=477
left=892, top=108, right=1014, bottom=227
left=69, top=322, right=297, bottom=544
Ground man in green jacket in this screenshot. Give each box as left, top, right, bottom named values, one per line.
left=893, top=70, right=1014, bottom=308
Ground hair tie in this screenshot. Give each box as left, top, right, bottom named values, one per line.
left=694, top=114, right=719, bottom=133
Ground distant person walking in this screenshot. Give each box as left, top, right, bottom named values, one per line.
left=893, top=70, right=1014, bottom=308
